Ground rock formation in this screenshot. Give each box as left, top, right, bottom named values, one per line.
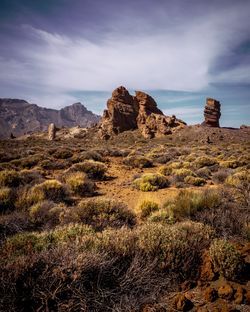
left=48, top=123, right=56, bottom=140
left=202, top=98, right=221, bottom=127
left=98, top=86, right=186, bottom=139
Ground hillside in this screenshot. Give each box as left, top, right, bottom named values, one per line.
left=0, top=99, right=100, bottom=138
left=0, top=124, right=249, bottom=311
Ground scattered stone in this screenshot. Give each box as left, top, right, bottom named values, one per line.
left=48, top=123, right=56, bottom=140
left=204, top=287, right=217, bottom=302
left=234, top=286, right=244, bottom=304
left=98, top=86, right=186, bottom=139
left=218, top=284, right=234, bottom=300
left=200, top=251, right=216, bottom=281
left=245, top=288, right=250, bottom=304
left=174, top=293, right=193, bottom=311
left=180, top=280, right=197, bottom=291
left=202, top=98, right=221, bottom=127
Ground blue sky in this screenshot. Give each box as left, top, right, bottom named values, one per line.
left=0, top=0, right=249, bottom=127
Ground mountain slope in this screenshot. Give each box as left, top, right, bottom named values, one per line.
left=0, top=99, right=100, bottom=138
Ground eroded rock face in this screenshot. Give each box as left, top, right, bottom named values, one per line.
left=202, top=98, right=221, bottom=127
left=99, top=86, right=186, bottom=139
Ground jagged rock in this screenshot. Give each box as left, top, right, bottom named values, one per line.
left=99, top=86, right=186, bottom=139
left=48, top=123, right=56, bottom=140
left=202, top=98, right=221, bottom=127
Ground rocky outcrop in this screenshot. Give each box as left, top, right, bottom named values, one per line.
left=48, top=123, right=56, bottom=140
left=98, top=86, right=186, bottom=139
left=202, top=98, right=221, bottom=127
left=0, top=99, right=100, bottom=138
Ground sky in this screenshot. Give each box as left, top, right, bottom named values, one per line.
left=0, top=0, right=249, bottom=127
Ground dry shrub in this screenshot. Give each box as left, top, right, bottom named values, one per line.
left=123, top=155, right=153, bottom=168
left=0, top=170, right=21, bottom=187
left=28, top=180, right=67, bottom=205
left=0, top=187, right=15, bottom=213
left=164, top=189, right=221, bottom=220
left=71, top=199, right=136, bottom=231
left=65, top=172, right=96, bottom=196
left=29, top=200, right=66, bottom=228
left=191, top=188, right=249, bottom=239
left=184, top=176, right=206, bottom=186
left=209, top=239, right=245, bottom=280
left=139, top=201, right=159, bottom=219
left=194, top=156, right=218, bottom=168
left=68, top=160, right=107, bottom=180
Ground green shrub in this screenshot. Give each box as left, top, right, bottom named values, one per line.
left=209, top=239, right=245, bottom=280
left=220, top=159, right=245, bottom=169
left=139, top=201, right=159, bottom=218
left=29, top=180, right=66, bottom=204
left=2, top=232, right=52, bottom=258
left=65, top=172, right=96, bottom=196
left=0, top=187, right=15, bottom=213
left=123, top=155, right=153, bottom=168
left=164, top=190, right=221, bottom=220
left=184, top=176, right=206, bottom=186
left=134, top=174, right=169, bottom=192
left=172, top=168, right=196, bottom=178
left=194, top=156, right=217, bottom=168
left=159, top=165, right=173, bottom=176
left=148, top=209, right=170, bottom=223
left=0, top=170, right=21, bottom=187
left=137, top=221, right=213, bottom=275
left=73, top=199, right=136, bottom=231
left=52, top=223, right=95, bottom=244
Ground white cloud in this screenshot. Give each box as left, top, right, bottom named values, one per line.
left=0, top=2, right=249, bottom=110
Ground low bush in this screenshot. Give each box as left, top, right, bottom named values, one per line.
left=137, top=221, right=213, bottom=277
left=164, top=189, right=221, bottom=220
left=138, top=201, right=159, bottom=219
left=134, top=174, right=169, bottom=192
left=0, top=170, right=21, bottom=187
left=209, top=239, right=245, bottom=280
left=71, top=199, right=136, bottom=231
left=123, top=155, right=153, bottom=168
left=184, top=176, right=206, bottom=186
left=29, top=201, right=66, bottom=228
left=19, top=155, right=41, bottom=169
left=0, top=187, right=15, bottom=213
left=65, top=172, right=96, bottom=196
left=172, top=168, right=196, bottom=178
left=212, top=169, right=231, bottom=184
left=29, top=180, right=66, bottom=204
left=194, top=156, right=218, bottom=168
left=69, top=160, right=107, bottom=180
left=53, top=149, right=73, bottom=159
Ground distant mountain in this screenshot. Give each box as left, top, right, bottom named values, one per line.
left=0, top=99, right=100, bottom=138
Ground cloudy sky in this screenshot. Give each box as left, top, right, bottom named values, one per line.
left=0, top=0, right=249, bottom=126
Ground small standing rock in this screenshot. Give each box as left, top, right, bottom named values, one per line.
left=48, top=123, right=56, bottom=140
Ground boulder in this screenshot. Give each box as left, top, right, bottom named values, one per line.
left=202, top=98, right=221, bottom=127
left=98, top=86, right=186, bottom=139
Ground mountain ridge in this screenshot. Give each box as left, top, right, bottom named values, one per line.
left=0, top=98, right=100, bottom=138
